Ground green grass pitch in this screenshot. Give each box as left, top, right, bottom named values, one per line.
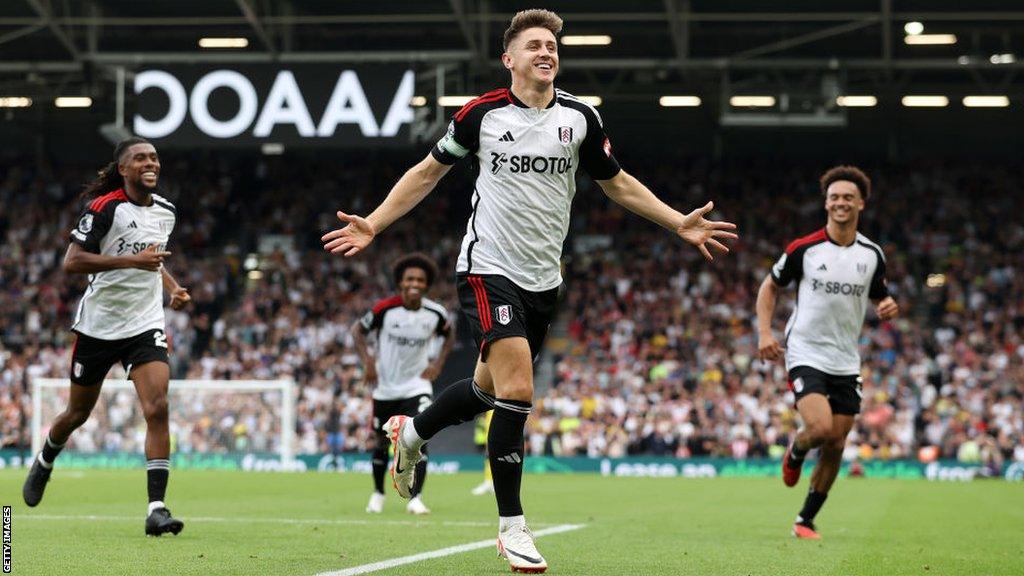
left=3, top=468, right=1022, bottom=575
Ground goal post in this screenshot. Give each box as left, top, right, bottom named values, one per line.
left=31, top=378, right=295, bottom=466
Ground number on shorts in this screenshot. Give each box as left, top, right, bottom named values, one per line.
left=153, top=331, right=168, bottom=348
left=417, top=396, right=432, bottom=414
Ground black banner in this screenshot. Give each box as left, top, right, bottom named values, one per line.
left=132, top=65, right=415, bottom=147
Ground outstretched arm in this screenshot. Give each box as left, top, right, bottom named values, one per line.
left=321, top=154, right=452, bottom=257
left=597, top=170, right=738, bottom=261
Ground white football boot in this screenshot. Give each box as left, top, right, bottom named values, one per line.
left=365, top=492, right=385, bottom=514
left=383, top=415, right=421, bottom=499
left=471, top=480, right=494, bottom=496
left=497, top=524, right=548, bottom=574
left=406, top=496, right=431, bottom=515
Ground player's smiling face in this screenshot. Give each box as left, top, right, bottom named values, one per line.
left=825, top=180, right=864, bottom=226
left=505, top=27, right=559, bottom=86
left=399, top=267, right=429, bottom=308
left=119, top=143, right=160, bottom=192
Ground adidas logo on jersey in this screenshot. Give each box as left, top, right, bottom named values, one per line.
left=496, top=453, right=522, bottom=464
left=128, top=221, right=138, bottom=229
left=498, top=131, right=515, bottom=142
left=817, top=263, right=827, bottom=271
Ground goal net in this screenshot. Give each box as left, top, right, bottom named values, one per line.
left=31, top=378, right=295, bottom=466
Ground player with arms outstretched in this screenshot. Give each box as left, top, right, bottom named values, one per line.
left=355, top=253, right=453, bottom=516
left=22, top=137, right=190, bottom=537
left=756, top=165, right=899, bottom=540
left=323, top=9, right=737, bottom=572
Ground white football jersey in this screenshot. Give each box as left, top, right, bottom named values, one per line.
left=69, top=189, right=176, bottom=340
left=359, top=296, right=450, bottom=401
left=771, top=228, right=889, bottom=375
left=432, top=88, right=621, bottom=292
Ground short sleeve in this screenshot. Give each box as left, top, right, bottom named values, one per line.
left=869, top=255, right=890, bottom=300
left=578, top=107, right=621, bottom=181
left=431, top=106, right=483, bottom=165
left=770, top=250, right=802, bottom=287
left=69, top=208, right=114, bottom=254
left=435, top=310, right=451, bottom=336
left=358, top=308, right=381, bottom=334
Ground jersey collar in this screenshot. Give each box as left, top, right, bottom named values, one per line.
left=824, top=227, right=856, bottom=247
left=509, top=89, right=556, bottom=110
left=118, top=188, right=154, bottom=207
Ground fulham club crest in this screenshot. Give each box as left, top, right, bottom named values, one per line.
left=558, top=126, right=573, bottom=144
left=495, top=305, right=512, bottom=325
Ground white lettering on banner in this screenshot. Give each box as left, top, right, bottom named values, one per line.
left=254, top=70, right=316, bottom=137
left=189, top=70, right=259, bottom=138
left=924, top=461, right=978, bottom=482
left=599, top=459, right=718, bottom=478
left=134, top=68, right=415, bottom=140
left=378, top=70, right=415, bottom=136
left=316, top=70, right=380, bottom=137
left=134, top=70, right=187, bottom=138
left=240, top=453, right=307, bottom=472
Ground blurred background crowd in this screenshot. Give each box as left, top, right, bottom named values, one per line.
left=2, top=152, right=1021, bottom=469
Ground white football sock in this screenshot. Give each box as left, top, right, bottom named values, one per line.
left=499, top=515, right=526, bottom=532
left=402, top=418, right=425, bottom=451
left=148, top=500, right=166, bottom=515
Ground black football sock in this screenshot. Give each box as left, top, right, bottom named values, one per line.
left=412, top=379, right=494, bottom=440
left=411, top=445, right=429, bottom=498
left=786, top=434, right=811, bottom=467
left=797, top=489, right=828, bottom=525
left=146, top=458, right=170, bottom=508
left=488, top=399, right=531, bottom=518
left=792, top=443, right=810, bottom=459
left=40, top=435, right=66, bottom=466
left=371, top=440, right=388, bottom=494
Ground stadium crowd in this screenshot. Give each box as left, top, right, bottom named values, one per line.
left=1, top=153, right=1021, bottom=467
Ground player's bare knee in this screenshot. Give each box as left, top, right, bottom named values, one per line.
left=143, top=397, right=169, bottom=424
left=63, top=407, right=92, bottom=429
left=805, top=421, right=832, bottom=446
left=824, top=434, right=847, bottom=455
left=499, top=379, right=534, bottom=402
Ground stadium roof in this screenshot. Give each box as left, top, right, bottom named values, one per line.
left=2, top=1, right=1022, bottom=88
left=1, top=1, right=1022, bottom=155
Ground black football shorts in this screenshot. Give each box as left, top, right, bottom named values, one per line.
left=788, top=365, right=863, bottom=416
left=70, top=328, right=169, bottom=385
left=457, top=274, right=559, bottom=362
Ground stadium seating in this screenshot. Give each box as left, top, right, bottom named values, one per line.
left=1, top=154, right=1021, bottom=468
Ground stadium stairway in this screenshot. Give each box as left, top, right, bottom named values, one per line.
left=534, top=305, right=570, bottom=395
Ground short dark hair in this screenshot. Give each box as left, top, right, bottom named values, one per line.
left=503, top=9, right=563, bottom=51
left=820, top=165, right=871, bottom=200
left=393, top=252, right=439, bottom=288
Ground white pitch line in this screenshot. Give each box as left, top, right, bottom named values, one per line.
left=19, top=514, right=562, bottom=529
left=316, top=524, right=586, bottom=576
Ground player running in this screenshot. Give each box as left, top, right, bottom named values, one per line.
left=22, top=137, right=191, bottom=537
left=322, top=9, right=737, bottom=572
left=355, top=253, right=453, bottom=516
left=756, top=165, right=899, bottom=540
